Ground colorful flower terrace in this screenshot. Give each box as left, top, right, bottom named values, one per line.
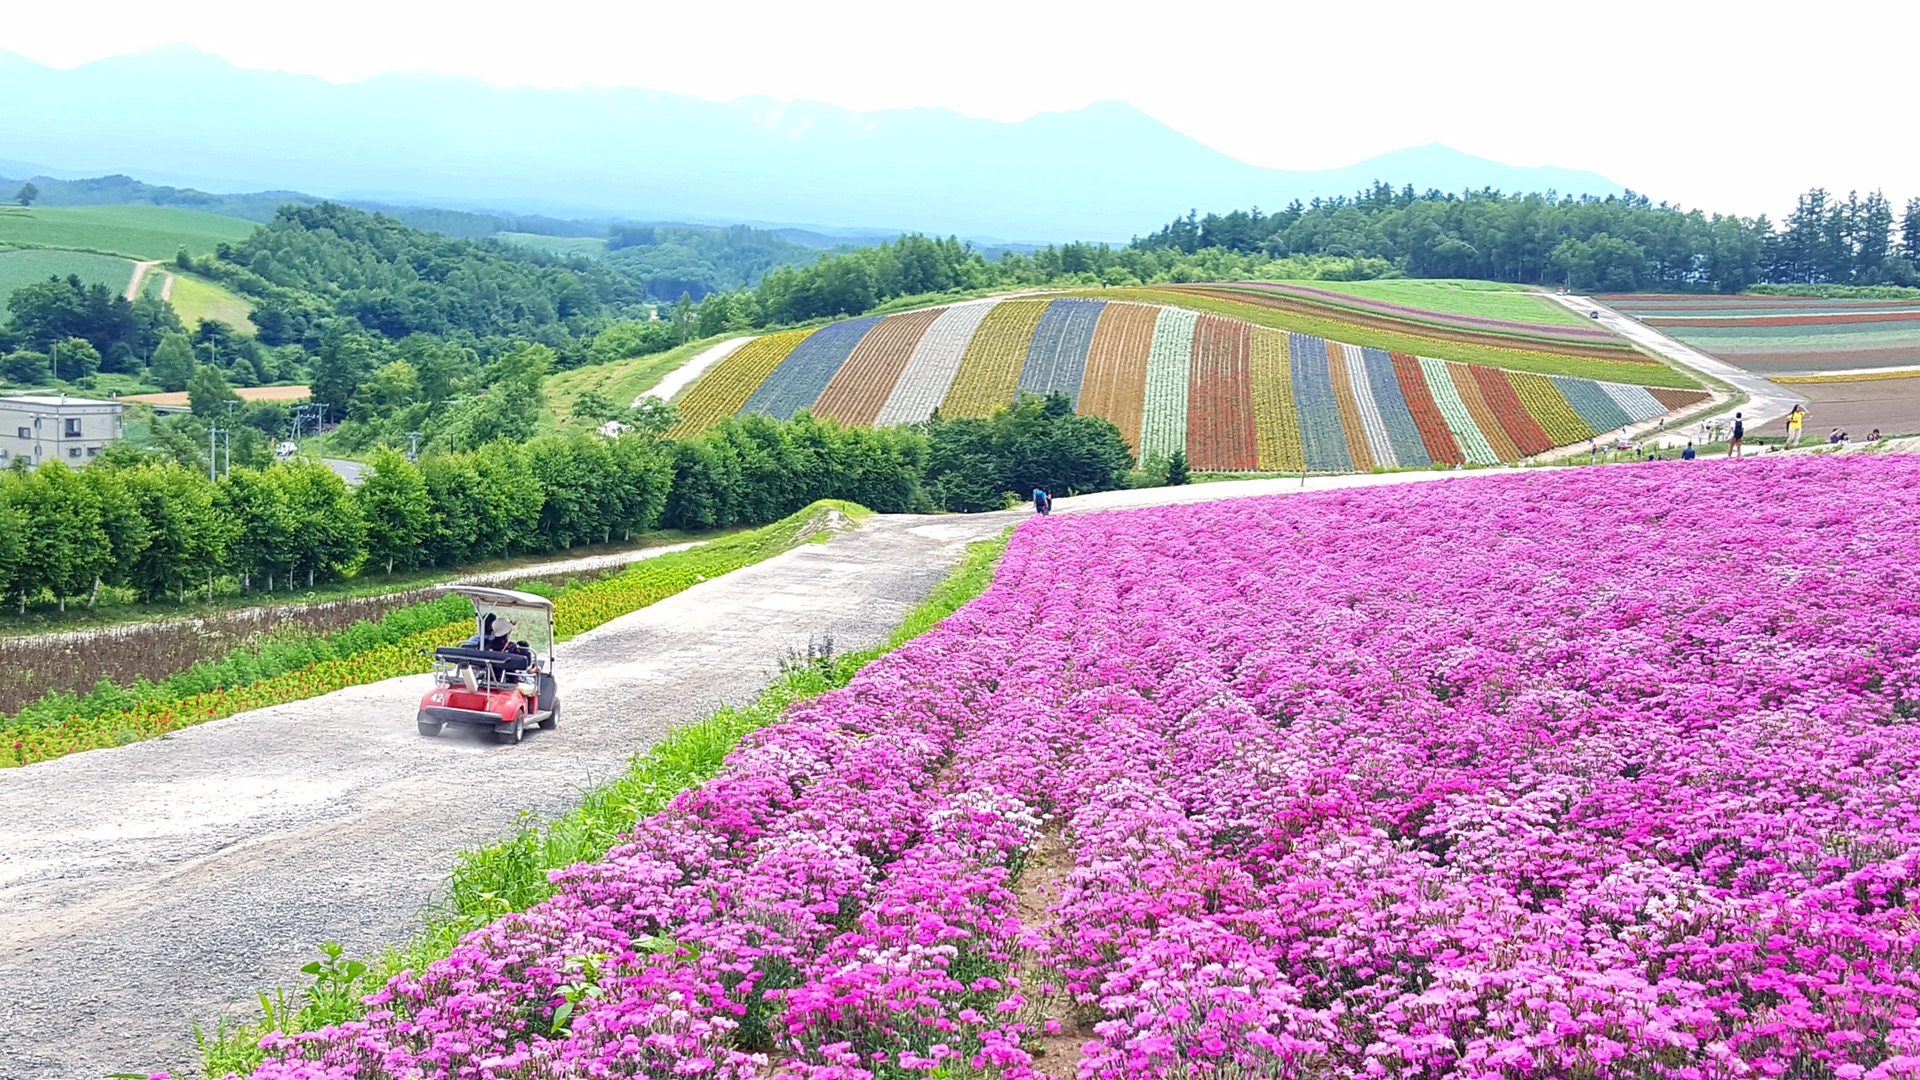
left=249, top=454, right=1920, bottom=1079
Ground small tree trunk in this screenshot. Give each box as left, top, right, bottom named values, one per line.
left=387, top=557, right=394, bottom=575
left=308, top=567, right=315, bottom=588
left=59, top=594, right=66, bottom=613
left=89, top=577, right=101, bottom=609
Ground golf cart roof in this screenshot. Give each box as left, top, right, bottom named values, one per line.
left=434, top=585, right=555, bottom=615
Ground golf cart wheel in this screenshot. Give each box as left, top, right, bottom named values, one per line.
left=416, top=714, right=443, bottom=737
left=494, top=714, right=524, bottom=746
left=538, top=704, right=559, bottom=731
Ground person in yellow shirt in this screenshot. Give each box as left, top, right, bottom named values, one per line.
left=1786, top=404, right=1807, bottom=448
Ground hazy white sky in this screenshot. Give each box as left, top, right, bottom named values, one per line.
left=5, top=0, right=1915, bottom=218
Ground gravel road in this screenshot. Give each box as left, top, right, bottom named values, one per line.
left=0, top=512, right=1007, bottom=1080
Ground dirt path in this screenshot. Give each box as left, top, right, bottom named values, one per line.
left=637, top=336, right=751, bottom=406
left=123, top=260, right=160, bottom=301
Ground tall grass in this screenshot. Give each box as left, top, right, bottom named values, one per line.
left=197, top=526, right=1012, bottom=1078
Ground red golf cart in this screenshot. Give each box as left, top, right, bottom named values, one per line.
left=416, top=585, right=559, bottom=745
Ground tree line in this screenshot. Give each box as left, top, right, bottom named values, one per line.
left=1132, top=183, right=1920, bottom=293
left=0, top=396, right=1133, bottom=613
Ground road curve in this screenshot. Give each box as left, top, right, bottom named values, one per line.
left=1548, top=292, right=1805, bottom=432
left=0, top=512, right=1007, bottom=1080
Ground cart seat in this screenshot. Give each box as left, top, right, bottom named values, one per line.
left=433, top=646, right=532, bottom=673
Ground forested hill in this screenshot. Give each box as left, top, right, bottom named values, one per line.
left=213, top=203, right=641, bottom=344
left=1133, top=184, right=1920, bottom=293
left=602, top=224, right=829, bottom=302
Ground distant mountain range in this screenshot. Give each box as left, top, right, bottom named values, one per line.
left=0, top=46, right=1629, bottom=243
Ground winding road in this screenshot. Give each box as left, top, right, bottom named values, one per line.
left=1550, top=292, right=1806, bottom=437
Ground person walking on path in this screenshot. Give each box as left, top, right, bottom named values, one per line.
left=1032, top=487, right=1046, bottom=515
left=1786, top=405, right=1806, bottom=448
left=1682, top=441, right=1697, bottom=460
left=1728, top=412, right=1745, bottom=459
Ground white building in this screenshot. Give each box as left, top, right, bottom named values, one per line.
left=0, top=394, right=126, bottom=468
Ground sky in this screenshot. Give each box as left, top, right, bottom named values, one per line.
left=4, top=0, right=1916, bottom=219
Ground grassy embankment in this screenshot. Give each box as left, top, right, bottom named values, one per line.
left=196, top=524, right=1014, bottom=1078
left=2, top=501, right=869, bottom=768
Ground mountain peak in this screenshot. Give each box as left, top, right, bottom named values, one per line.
left=0, top=54, right=1627, bottom=241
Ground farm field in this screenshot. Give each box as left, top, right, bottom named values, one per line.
left=668, top=292, right=1709, bottom=471
left=152, top=270, right=257, bottom=331
left=1276, top=276, right=1588, bottom=326
left=1604, top=293, right=1920, bottom=374
left=494, top=231, right=609, bottom=258
left=1754, top=372, right=1920, bottom=440
left=0, top=248, right=136, bottom=315
left=243, top=455, right=1920, bottom=1079
left=0, top=204, right=257, bottom=260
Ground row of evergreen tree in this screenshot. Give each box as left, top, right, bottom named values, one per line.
left=0, top=397, right=1133, bottom=613
left=1133, top=184, right=1920, bottom=292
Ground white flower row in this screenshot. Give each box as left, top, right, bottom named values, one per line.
left=872, top=302, right=993, bottom=425
left=1140, top=307, right=1197, bottom=459
left=1418, top=356, right=1500, bottom=465
left=1341, top=343, right=1399, bottom=467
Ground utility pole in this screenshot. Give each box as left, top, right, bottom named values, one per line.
left=405, top=431, right=421, bottom=462
left=208, top=424, right=219, bottom=481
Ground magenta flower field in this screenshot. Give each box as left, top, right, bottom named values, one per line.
left=251, top=456, right=1920, bottom=1079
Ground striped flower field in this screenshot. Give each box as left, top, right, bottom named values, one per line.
left=1603, top=293, right=1920, bottom=375
left=669, top=294, right=1711, bottom=472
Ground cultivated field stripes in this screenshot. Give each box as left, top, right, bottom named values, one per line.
left=1290, top=333, right=1352, bottom=472
left=1391, top=352, right=1464, bottom=465
left=1418, top=356, right=1499, bottom=465
left=1597, top=381, right=1667, bottom=424
left=1508, top=371, right=1596, bottom=446
left=738, top=316, right=883, bottom=420
left=1649, top=386, right=1713, bottom=412
left=1551, top=374, right=1634, bottom=434
left=669, top=328, right=813, bottom=435
left=1339, top=343, right=1398, bottom=467
left=1449, top=362, right=1522, bottom=462
left=1017, top=298, right=1105, bottom=408
left=1360, top=346, right=1432, bottom=467
left=1325, top=340, right=1377, bottom=471
left=1078, top=302, right=1159, bottom=454
left=1249, top=328, right=1304, bottom=472
left=1185, top=314, right=1257, bottom=471
left=1139, top=306, right=1197, bottom=459
left=873, top=302, right=994, bottom=425
left=1471, top=364, right=1554, bottom=456
left=940, top=299, right=1049, bottom=418
left=812, top=307, right=946, bottom=425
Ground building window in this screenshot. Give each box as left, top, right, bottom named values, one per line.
left=15, top=427, right=26, bottom=439
left=68, top=446, right=83, bottom=458
left=65, top=418, right=83, bottom=437
left=87, top=446, right=100, bottom=457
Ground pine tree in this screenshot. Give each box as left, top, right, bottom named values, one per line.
left=1166, top=450, right=1190, bottom=486
left=150, top=332, right=197, bottom=393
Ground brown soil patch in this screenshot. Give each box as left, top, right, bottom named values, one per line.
left=1016, top=827, right=1091, bottom=1078
left=1755, top=377, right=1920, bottom=439
left=120, top=385, right=311, bottom=407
